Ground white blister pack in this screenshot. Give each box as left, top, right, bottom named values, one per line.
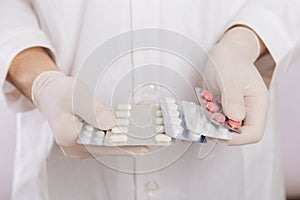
left=160, top=98, right=207, bottom=143
left=77, top=104, right=175, bottom=146
left=77, top=123, right=106, bottom=145
left=160, top=96, right=233, bottom=142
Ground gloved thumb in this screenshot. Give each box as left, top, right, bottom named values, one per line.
left=72, top=81, right=116, bottom=130
left=221, top=86, right=246, bottom=121
left=93, top=102, right=116, bottom=130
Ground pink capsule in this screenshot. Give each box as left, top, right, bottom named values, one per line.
left=213, top=113, right=225, bottom=123
left=227, top=119, right=241, bottom=129
left=206, top=102, right=219, bottom=112
left=202, top=90, right=212, bottom=101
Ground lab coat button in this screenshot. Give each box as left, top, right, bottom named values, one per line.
left=144, top=181, right=159, bottom=196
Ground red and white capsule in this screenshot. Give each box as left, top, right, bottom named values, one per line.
left=227, top=119, right=241, bottom=129
left=202, top=90, right=213, bottom=101
left=206, top=102, right=219, bottom=113
left=212, top=113, right=226, bottom=124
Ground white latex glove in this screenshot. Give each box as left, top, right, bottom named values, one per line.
left=31, top=71, right=148, bottom=158
left=203, top=27, right=269, bottom=145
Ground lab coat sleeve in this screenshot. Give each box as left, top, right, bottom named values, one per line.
left=0, top=0, right=56, bottom=112
left=228, top=0, right=300, bottom=65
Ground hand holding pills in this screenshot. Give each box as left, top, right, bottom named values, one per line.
left=31, top=71, right=148, bottom=158
left=202, top=26, right=269, bottom=145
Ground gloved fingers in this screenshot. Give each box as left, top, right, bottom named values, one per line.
left=225, top=85, right=269, bottom=145
left=93, top=102, right=116, bottom=130
left=72, top=81, right=116, bottom=130
left=220, top=80, right=246, bottom=122
left=52, top=114, right=83, bottom=148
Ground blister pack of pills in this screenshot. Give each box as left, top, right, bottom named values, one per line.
left=160, top=88, right=243, bottom=142
left=194, top=87, right=242, bottom=133
left=77, top=104, right=175, bottom=146
left=160, top=97, right=207, bottom=143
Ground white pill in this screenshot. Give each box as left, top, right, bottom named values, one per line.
left=110, top=134, right=128, bottom=143
left=112, top=126, right=129, bottom=134
left=168, top=110, right=180, bottom=117
left=80, top=136, right=90, bottom=144
left=172, top=125, right=184, bottom=134
left=115, top=111, right=131, bottom=118
left=117, top=104, right=132, bottom=110
left=116, top=118, right=130, bottom=126
left=82, top=130, right=92, bottom=137
left=94, top=137, right=104, bottom=144
left=154, top=134, right=172, bottom=142
left=155, top=104, right=161, bottom=109
left=155, top=125, right=165, bottom=133
left=167, top=103, right=178, bottom=110
left=155, top=110, right=162, bottom=117
left=155, top=118, right=164, bottom=125
left=190, top=133, right=201, bottom=140
left=165, top=97, right=176, bottom=103
left=95, top=130, right=105, bottom=138
left=84, top=124, right=94, bottom=132
left=170, top=117, right=182, bottom=125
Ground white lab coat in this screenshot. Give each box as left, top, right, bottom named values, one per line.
left=0, top=0, right=300, bottom=199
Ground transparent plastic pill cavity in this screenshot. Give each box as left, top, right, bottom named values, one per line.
left=77, top=122, right=106, bottom=145
left=160, top=97, right=207, bottom=143
left=160, top=95, right=235, bottom=142
left=195, top=87, right=242, bottom=133
left=77, top=104, right=175, bottom=146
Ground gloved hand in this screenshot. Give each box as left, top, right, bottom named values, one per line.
left=31, top=71, right=148, bottom=158
left=202, top=26, right=269, bottom=145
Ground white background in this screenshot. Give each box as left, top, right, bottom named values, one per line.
left=0, top=62, right=300, bottom=199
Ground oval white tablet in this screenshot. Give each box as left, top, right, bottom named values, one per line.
left=80, top=136, right=90, bottom=144
left=115, top=111, right=131, bottom=118
left=155, top=110, right=162, bottom=117
left=155, top=125, right=165, bottom=133
left=155, top=118, right=164, bottom=125
left=190, top=133, right=201, bottom=140
left=155, top=104, right=161, bottom=109
left=116, top=118, right=130, bottom=126
left=117, top=104, right=132, bottom=110
left=154, top=134, right=172, bottom=142
left=112, top=126, right=129, bottom=134
left=110, top=134, right=128, bottom=143
left=82, top=130, right=92, bottom=138
left=172, top=125, right=184, bottom=135
left=94, top=137, right=104, bottom=144
left=167, top=103, right=178, bottom=110
left=170, top=117, right=182, bottom=125
left=168, top=110, right=180, bottom=117
left=84, top=124, right=94, bottom=132
left=95, top=130, right=105, bottom=138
